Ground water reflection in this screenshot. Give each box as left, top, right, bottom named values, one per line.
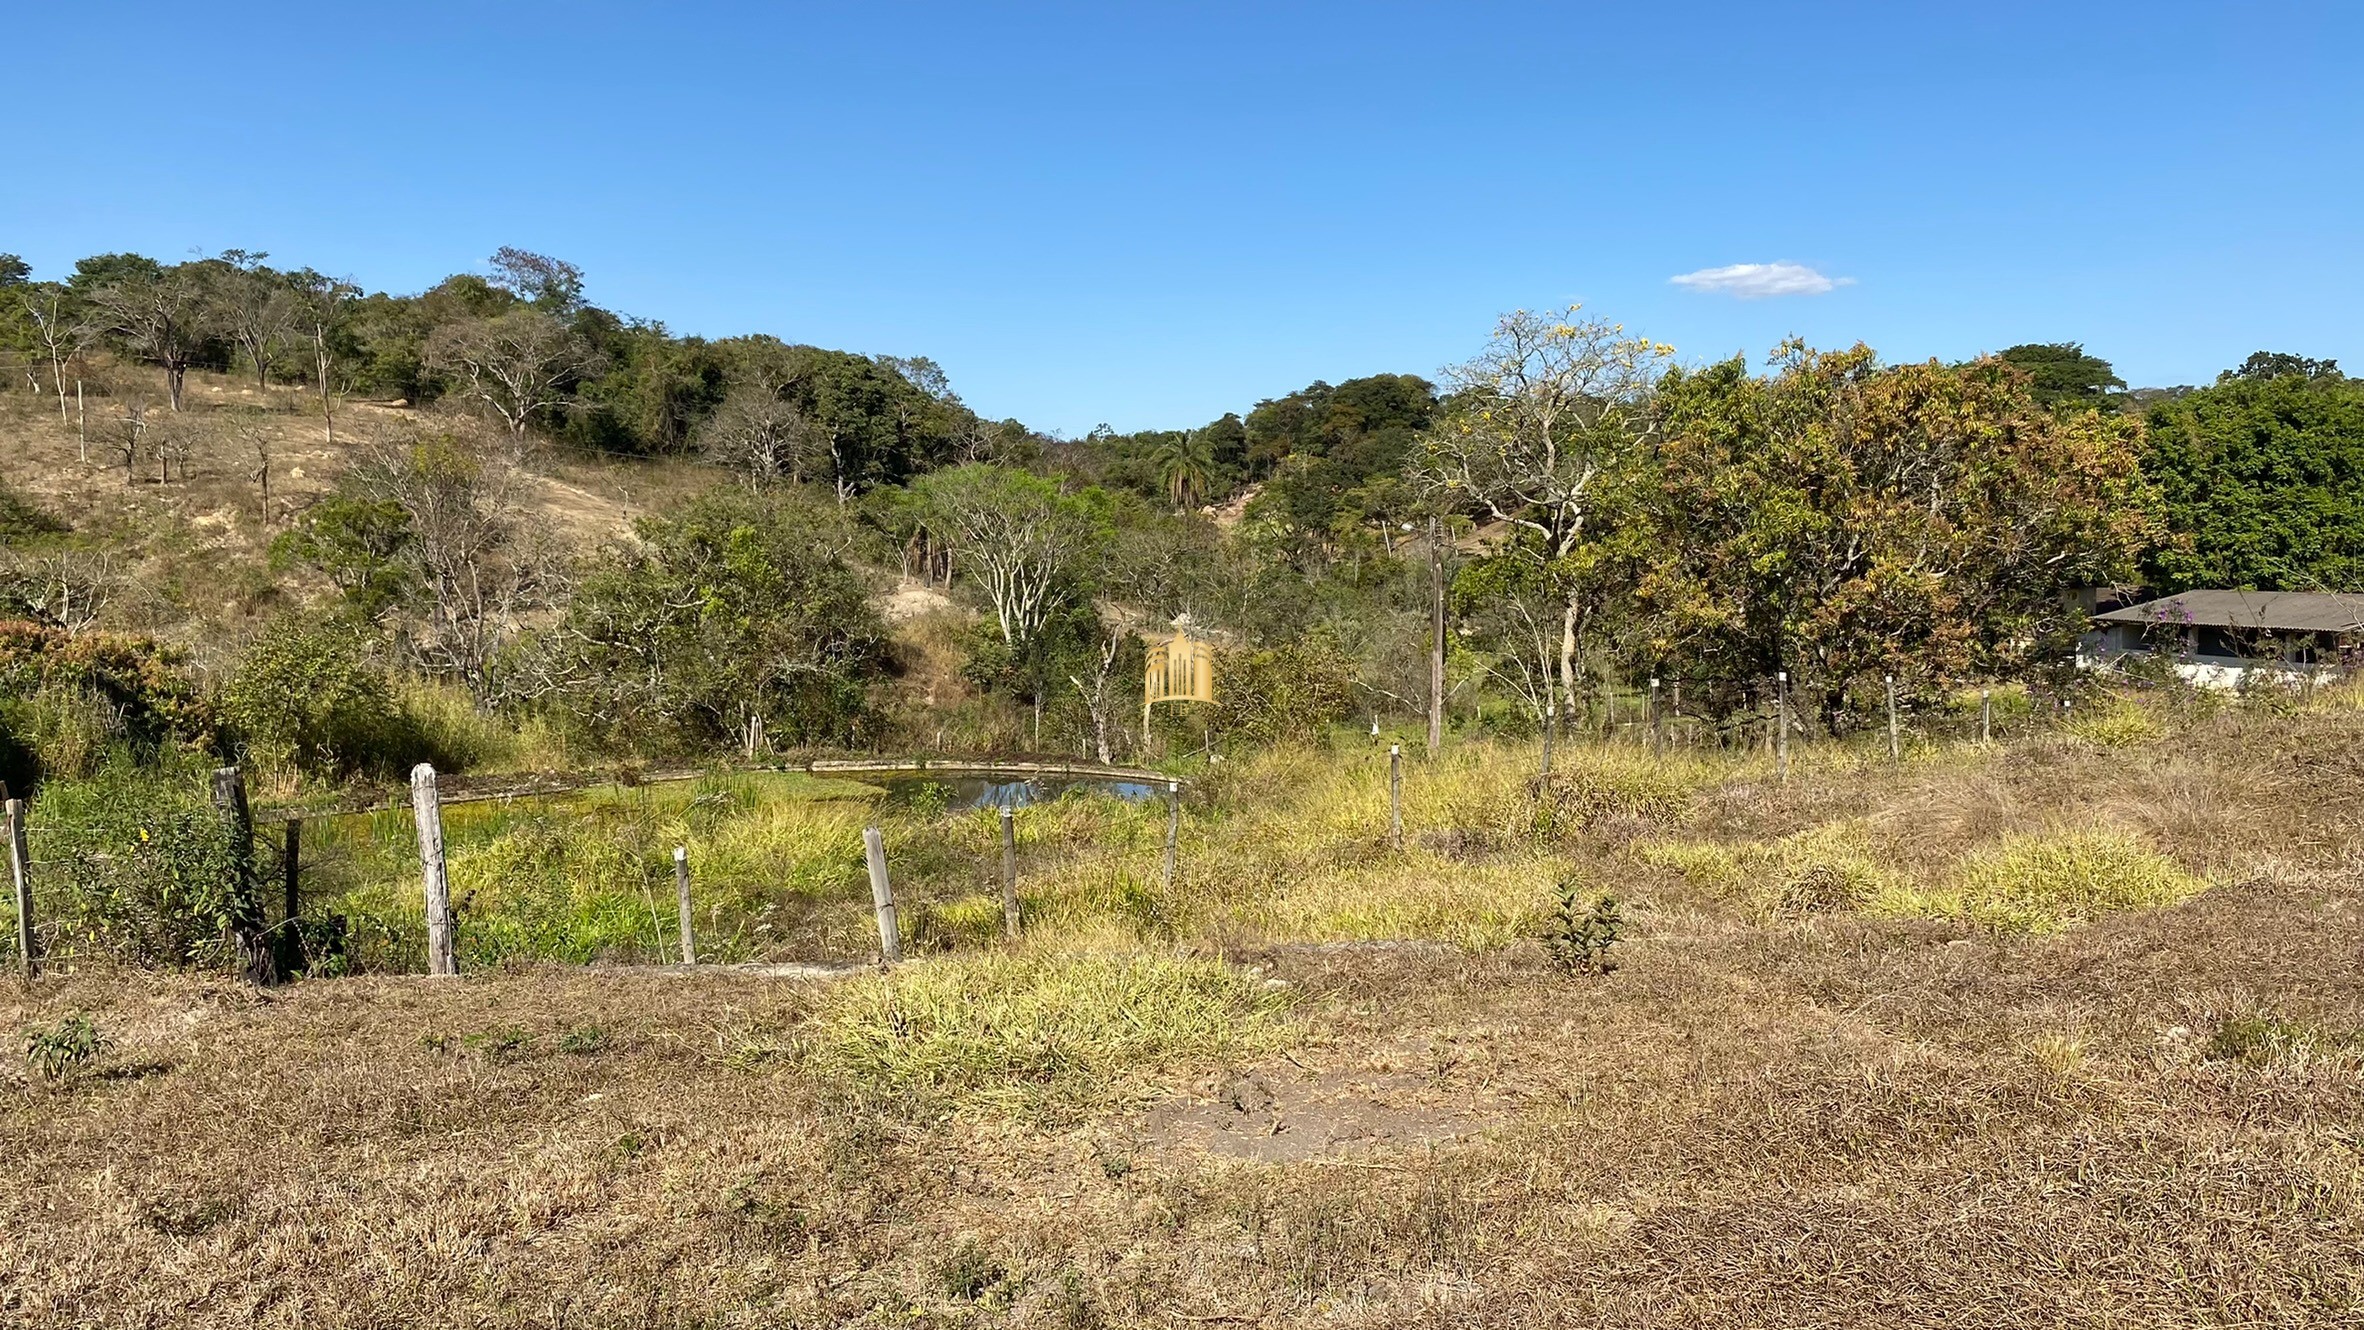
left=879, top=775, right=1160, bottom=812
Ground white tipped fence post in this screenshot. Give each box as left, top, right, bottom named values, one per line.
left=1649, top=677, right=1663, bottom=756
left=1388, top=744, right=1404, bottom=850
left=1775, top=671, right=1790, bottom=784
left=863, top=826, right=900, bottom=964
left=7, top=797, right=34, bottom=980
left=673, top=846, right=695, bottom=965
left=1886, top=673, right=1901, bottom=762
left=998, top=806, right=1020, bottom=940
left=1981, top=689, right=1993, bottom=743
left=1161, top=782, right=1181, bottom=892
left=411, top=763, right=457, bottom=977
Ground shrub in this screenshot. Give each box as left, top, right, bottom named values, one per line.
left=218, top=616, right=423, bottom=778
left=809, top=951, right=1291, bottom=1119
left=0, top=621, right=213, bottom=789
left=32, top=759, right=244, bottom=968
left=1214, top=633, right=1358, bottom=748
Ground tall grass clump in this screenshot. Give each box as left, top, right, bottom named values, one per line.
left=809, top=950, right=1291, bottom=1119
left=1910, top=827, right=2209, bottom=932
left=1637, top=821, right=1899, bottom=917
left=2066, top=695, right=2165, bottom=748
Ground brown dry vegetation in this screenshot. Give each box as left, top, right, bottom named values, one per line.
left=7, top=695, right=2364, bottom=1327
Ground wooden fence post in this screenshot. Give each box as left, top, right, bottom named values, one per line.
left=7, top=798, right=33, bottom=980
left=673, top=846, right=695, bottom=965
left=1981, top=689, right=1992, bottom=744
left=863, top=826, right=900, bottom=964
left=283, top=818, right=302, bottom=926
left=1886, top=674, right=1901, bottom=762
left=1649, top=677, right=1663, bottom=757
left=412, top=763, right=457, bottom=977
left=212, top=766, right=275, bottom=986
left=1160, top=782, right=1181, bottom=892
left=998, top=806, right=1020, bottom=940
left=1388, top=744, right=1404, bottom=849
left=1775, top=671, right=1790, bottom=784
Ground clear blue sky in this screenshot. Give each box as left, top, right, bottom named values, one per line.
left=7, top=2, right=2357, bottom=435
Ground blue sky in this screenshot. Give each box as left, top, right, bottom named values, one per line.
left=6, top=2, right=2357, bottom=434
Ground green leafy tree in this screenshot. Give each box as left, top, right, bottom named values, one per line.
left=548, top=490, right=887, bottom=752
left=2225, top=351, right=2341, bottom=383
left=2140, top=368, right=2364, bottom=590
left=1630, top=344, right=2155, bottom=729
left=1997, top=342, right=2126, bottom=411
left=270, top=495, right=417, bottom=619
left=1150, top=429, right=1216, bottom=511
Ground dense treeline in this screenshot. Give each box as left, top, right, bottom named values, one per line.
left=1, top=244, right=2358, bottom=793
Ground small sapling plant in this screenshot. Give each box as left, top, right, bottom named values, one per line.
left=1546, top=879, right=1623, bottom=977
left=23, top=1012, right=112, bottom=1081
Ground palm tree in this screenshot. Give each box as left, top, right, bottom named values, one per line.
left=1151, top=430, right=1216, bottom=512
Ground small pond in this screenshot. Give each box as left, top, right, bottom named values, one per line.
left=877, top=774, right=1164, bottom=812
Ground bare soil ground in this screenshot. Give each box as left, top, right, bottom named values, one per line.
left=5, top=851, right=2359, bottom=1327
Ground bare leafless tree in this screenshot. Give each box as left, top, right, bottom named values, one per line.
left=228, top=410, right=276, bottom=520
left=16, top=283, right=99, bottom=438
left=1, top=548, right=123, bottom=632
left=289, top=268, right=359, bottom=444
left=209, top=252, right=294, bottom=390
left=101, top=398, right=151, bottom=484
left=425, top=310, right=604, bottom=441
left=695, top=382, right=819, bottom=487
left=153, top=414, right=196, bottom=483
left=86, top=265, right=211, bottom=410
left=350, top=429, right=570, bottom=699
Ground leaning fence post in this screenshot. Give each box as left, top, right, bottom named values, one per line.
left=863, top=826, right=900, bottom=964
left=1774, top=671, right=1790, bottom=784
left=1160, top=781, right=1181, bottom=892
left=673, top=846, right=695, bottom=965
left=1885, top=674, right=1901, bottom=762
left=998, top=806, right=1020, bottom=940
left=412, top=763, right=457, bottom=977
left=1388, top=744, right=1404, bottom=850
left=212, top=766, right=275, bottom=986
left=7, top=798, right=33, bottom=980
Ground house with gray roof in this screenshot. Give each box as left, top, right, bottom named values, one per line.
left=2086, top=590, right=2364, bottom=687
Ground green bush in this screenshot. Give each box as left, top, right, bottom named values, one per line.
left=1214, top=633, right=1358, bottom=748
left=0, top=621, right=213, bottom=790
left=218, top=617, right=435, bottom=779
left=32, top=759, right=244, bottom=968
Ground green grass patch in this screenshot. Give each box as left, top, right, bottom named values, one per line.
left=808, top=951, right=1292, bottom=1119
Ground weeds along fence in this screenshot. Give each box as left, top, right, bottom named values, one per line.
left=1, top=681, right=2256, bottom=985
left=1, top=756, right=1183, bottom=984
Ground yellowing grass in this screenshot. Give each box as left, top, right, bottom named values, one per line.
left=1637, top=821, right=1901, bottom=916
left=808, top=950, right=1292, bottom=1118
left=1881, top=827, right=2209, bottom=933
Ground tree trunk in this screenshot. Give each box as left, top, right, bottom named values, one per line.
left=166, top=362, right=186, bottom=411
left=1428, top=516, right=1445, bottom=757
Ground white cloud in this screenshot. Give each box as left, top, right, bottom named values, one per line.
left=1668, top=262, right=1854, bottom=299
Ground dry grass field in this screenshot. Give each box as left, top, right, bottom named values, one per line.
left=8, top=694, right=2364, bottom=1327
